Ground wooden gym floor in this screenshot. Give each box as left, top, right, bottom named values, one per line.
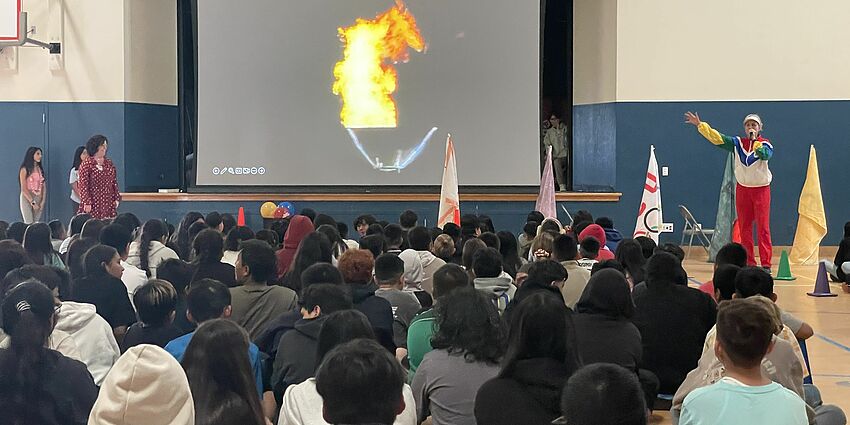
left=649, top=246, right=849, bottom=424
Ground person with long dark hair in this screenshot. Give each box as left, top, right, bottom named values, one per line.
left=19, top=146, right=46, bottom=223
left=316, top=224, right=348, bottom=263
left=71, top=245, right=136, bottom=342
left=48, top=219, right=66, bottom=252
left=281, top=232, right=332, bottom=293
left=128, top=219, right=179, bottom=278
left=0, top=280, right=98, bottom=424
left=412, top=287, right=505, bottom=425
left=23, top=222, right=66, bottom=268
left=223, top=226, right=255, bottom=266
left=64, top=236, right=98, bottom=281
left=185, top=221, right=209, bottom=262
left=573, top=268, right=659, bottom=409
left=496, top=231, right=523, bottom=279
left=58, top=213, right=91, bottom=255
left=615, top=239, right=647, bottom=287
left=279, top=309, right=418, bottom=425
left=475, top=292, right=581, bottom=425
left=157, top=258, right=196, bottom=334
left=69, top=145, right=88, bottom=212
left=170, top=212, right=204, bottom=261
left=182, top=319, right=267, bottom=425
left=191, top=228, right=236, bottom=287
left=77, top=135, right=121, bottom=219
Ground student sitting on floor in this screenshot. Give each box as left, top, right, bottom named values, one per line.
left=576, top=236, right=601, bottom=272
left=678, top=298, right=808, bottom=425
left=121, top=279, right=185, bottom=352
left=825, top=221, right=850, bottom=283
left=698, top=242, right=747, bottom=300
left=631, top=252, right=716, bottom=394
left=732, top=267, right=813, bottom=341
left=557, top=363, right=648, bottom=425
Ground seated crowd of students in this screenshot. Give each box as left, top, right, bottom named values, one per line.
left=0, top=209, right=846, bottom=425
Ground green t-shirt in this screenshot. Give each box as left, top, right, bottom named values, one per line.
left=406, top=308, right=436, bottom=382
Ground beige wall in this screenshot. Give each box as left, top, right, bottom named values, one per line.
left=576, top=0, right=850, bottom=103
left=573, top=0, right=617, bottom=105
left=0, top=0, right=177, bottom=105
left=124, top=0, right=176, bottom=105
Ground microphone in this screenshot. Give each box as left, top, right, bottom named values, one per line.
left=748, top=129, right=757, bottom=140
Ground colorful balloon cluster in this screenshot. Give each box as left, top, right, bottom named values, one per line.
left=260, top=201, right=294, bottom=219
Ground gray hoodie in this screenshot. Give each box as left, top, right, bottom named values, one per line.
left=473, top=276, right=516, bottom=314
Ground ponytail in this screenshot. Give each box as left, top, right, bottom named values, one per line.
left=140, top=219, right=167, bottom=277
left=0, top=280, right=55, bottom=423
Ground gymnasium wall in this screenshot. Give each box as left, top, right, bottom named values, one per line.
left=2, top=0, right=847, bottom=247
left=0, top=0, right=178, bottom=222
left=573, top=0, right=850, bottom=245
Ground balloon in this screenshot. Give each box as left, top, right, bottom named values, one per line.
left=273, top=207, right=290, bottom=219
left=277, top=202, right=294, bottom=217
left=260, top=202, right=277, bottom=219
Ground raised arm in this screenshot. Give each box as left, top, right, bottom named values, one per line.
left=684, top=111, right=736, bottom=152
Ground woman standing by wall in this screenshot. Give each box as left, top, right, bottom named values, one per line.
left=77, top=135, right=121, bottom=219
left=69, top=146, right=88, bottom=212
left=19, top=147, right=46, bottom=224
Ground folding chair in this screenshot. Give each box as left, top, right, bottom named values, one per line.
left=678, top=205, right=714, bottom=258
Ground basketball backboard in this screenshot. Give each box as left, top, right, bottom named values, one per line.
left=0, top=0, right=23, bottom=47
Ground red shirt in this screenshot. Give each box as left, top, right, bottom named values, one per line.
left=77, top=157, right=121, bottom=219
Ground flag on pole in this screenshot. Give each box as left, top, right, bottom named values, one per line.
left=536, top=145, right=557, bottom=219
left=790, top=145, right=827, bottom=265
left=634, top=145, right=663, bottom=243
left=437, top=134, right=460, bottom=228
left=708, top=152, right=737, bottom=262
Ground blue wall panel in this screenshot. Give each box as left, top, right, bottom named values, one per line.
left=0, top=102, right=46, bottom=222
left=572, top=103, right=617, bottom=191
left=46, top=103, right=126, bottom=222
left=124, top=103, right=180, bottom=191
left=615, top=101, right=850, bottom=245
left=0, top=100, right=846, bottom=247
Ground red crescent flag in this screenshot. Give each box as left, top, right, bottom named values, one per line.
left=438, top=134, right=460, bottom=228
left=633, top=145, right=663, bottom=243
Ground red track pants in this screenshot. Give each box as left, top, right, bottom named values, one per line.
left=736, top=184, right=772, bottom=267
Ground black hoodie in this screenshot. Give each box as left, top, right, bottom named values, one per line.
left=349, top=283, right=396, bottom=353
left=474, top=358, right=568, bottom=425
left=631, top=256, right=717, bottom=393
left=271, top=316, right=326, bottom=401
left=573, top=269, right=642, bottom=372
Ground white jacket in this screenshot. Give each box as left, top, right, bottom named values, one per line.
left=127, top=240, right=180, bottom=278
left=0, top=328, right=81, bottom=361
left=54, top=301, right=120, bottom=386
left=121, top=260, right=148, bottom=310
left=89, top=345, right=194, bottom=425
left=279, top=378, right=416, bottom=425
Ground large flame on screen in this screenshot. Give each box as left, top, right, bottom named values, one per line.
left=332, top=1, right=425, bottom=129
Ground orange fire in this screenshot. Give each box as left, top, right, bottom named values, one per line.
left=332, top=1, right=425, bottom=129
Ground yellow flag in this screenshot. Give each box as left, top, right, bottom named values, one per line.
left=790, top=145, right=827, bottom=265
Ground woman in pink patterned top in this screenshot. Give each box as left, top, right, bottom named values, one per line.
left=19, top=146, right=46, bottom=223
left=77, top=135, right=121, bottom=219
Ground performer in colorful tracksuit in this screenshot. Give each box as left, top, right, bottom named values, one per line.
left=685, top=112, right=774, bottom=269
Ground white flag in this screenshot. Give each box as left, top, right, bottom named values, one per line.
left=634, top=145, right=663, bottom=243
left=437, top=134, right=460, bottom=228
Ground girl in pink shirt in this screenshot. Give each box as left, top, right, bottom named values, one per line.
left=19, top=146, right=46, bottom=223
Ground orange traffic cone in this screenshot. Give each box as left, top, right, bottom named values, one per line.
left=237, top=207, right=246, bottom=227
left=807, top=261, right=838, bottom=297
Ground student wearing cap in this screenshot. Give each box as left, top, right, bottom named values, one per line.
left=685, top=111, right=774, bottom=271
